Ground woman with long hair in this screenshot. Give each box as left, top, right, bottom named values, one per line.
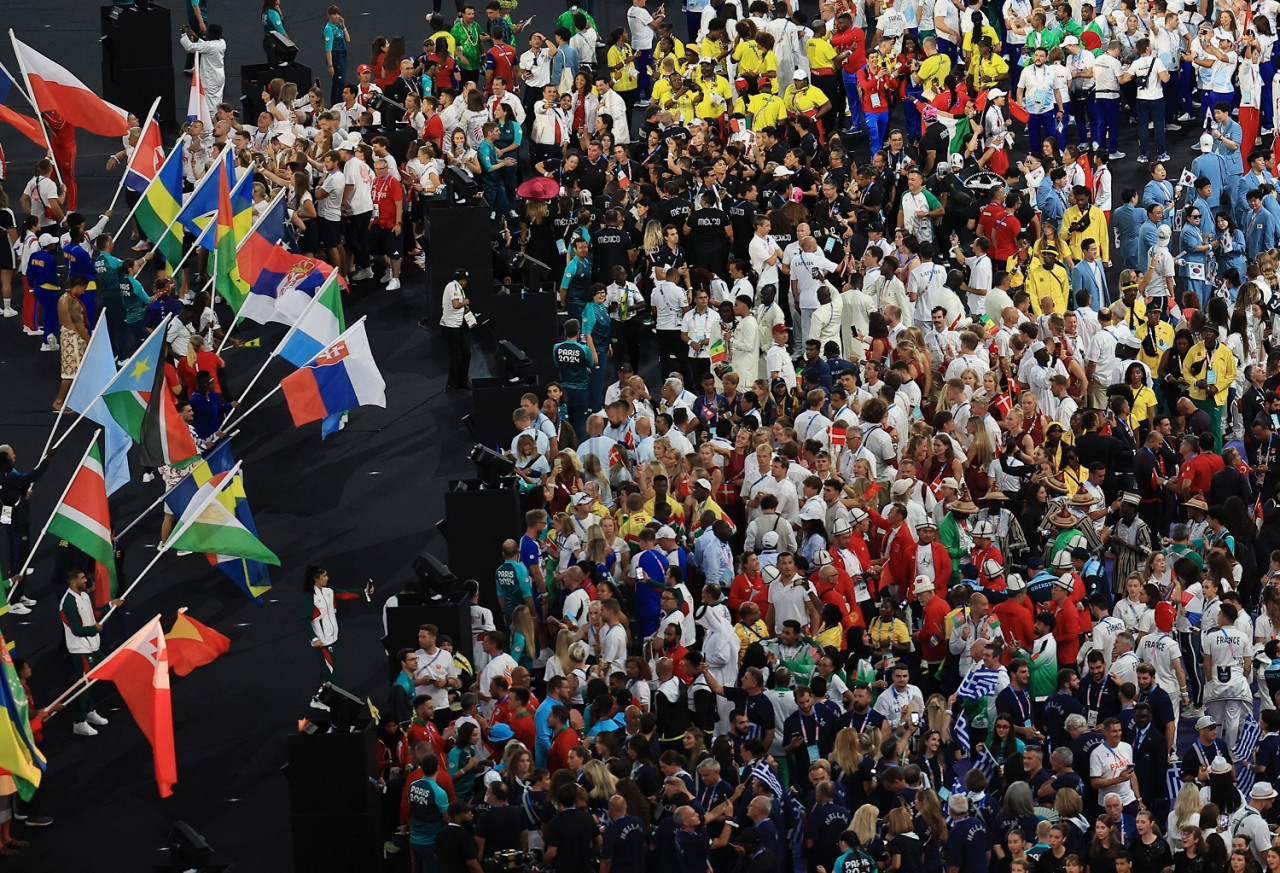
left=624, top=656, right=651, bottom=710
left=1087, top=815, right=1122, bottom=873
left=1130, top=811, right=1173, bottom=873
left=290, top=170, right=319, bottom=257
left=510, top=604, right=537, bottom=668
left=851, top=804, right=886, bottom=867
left=914, top=788, right=948, bottom=870
left=1201, top=758, right=1244, bottom=816
left=303, top=564, right=372, bottom=688
left=885, top=806, right=923, bottom=873
left=1168, top=783, right=1204, bottom=850
left=1230, top=849, right=1258, bottom=873
left=1174, top=827, right=1211, bottom=873
left=989, top=713, right=1025, bottom=765
left=1054, top=789, right=1091, bottom=857
left=582, top=758, right=617, bottom=814
left=626, top=734, right=660, bottom=802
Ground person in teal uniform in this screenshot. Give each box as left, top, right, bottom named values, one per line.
left=580, top=283, right=612, bottom=410
left=261, top=0, right=289, bottom=63
left=323, top=5, right=351, bottom=105
left=560, top=237, right=594, bottom=322
left=553, top=318, right=594, bottom=437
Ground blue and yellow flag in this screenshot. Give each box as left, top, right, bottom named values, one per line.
left=165, top=441, right=272, bottom=603
left=134, top=140, right=185, bottom=266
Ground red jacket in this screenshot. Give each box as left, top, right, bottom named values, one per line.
left=915, top=594, right=952, bottom=663
left=830, top=27, right=866, bottom=75
left=856, top=66, right=892, bottom=114
left=991, top=597, right=1035, bottom=654
left=904, top=540, right=952, bottom=602
left=547, top=726, right=578, bottom=774
left=508, top=709, right=537, bottom=752
left=878, top=521, right=916, bottom=596
left=730, top=571, right=770, bottom=616
left=1048, top=599, right=1081, bottom=666
left=972, top=544, right=1006, bottom=591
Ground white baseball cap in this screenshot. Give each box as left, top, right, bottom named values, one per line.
left=655, top=525, right=677, bottom=539
left=913, top=576, right=936, bottom=595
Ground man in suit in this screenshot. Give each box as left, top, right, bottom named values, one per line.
left=1070, top=238, right=1108, bottom=304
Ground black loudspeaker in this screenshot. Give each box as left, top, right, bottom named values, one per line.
left=468, top=377, right=535, bottom=450
left=239, top=61, right=313, bottom=121
left=483, top=291, right=559, bottom=385
left=265, top=31, right=299, bottom=64
left=286, top=724, right=380, bottom=871
left=386, top=603, right=472, bottom=660
left=444, top=486, right=521, bottom=616
left=427, top=207, right=493, bottom=323
left=101, top=5, right=177, bottom=127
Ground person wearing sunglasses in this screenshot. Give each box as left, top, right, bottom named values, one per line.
left=1179, top=206, right=1212, bottom=309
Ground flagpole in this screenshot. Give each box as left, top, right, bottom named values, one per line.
left=41, top=311, right=109, bottom=461
left=6, top=430, right=101, bottom=603
left=99, top=463, right=243, bottom=627
left=0, top=42, right=61, bottom=187
left=220, top=275, right=332, bottom=429
left=105, top=96, right=162, bottom=216
left=113, top=430, right=239, bottom=541
left=224, top=384, right=282, bottom=431
left=49, top=314, right=173, bottom=454
left=112, top=135, right=184, bottom=241
left=43, top=613, right=164, bottom=719
left=214, top=188, right=289, bottom=355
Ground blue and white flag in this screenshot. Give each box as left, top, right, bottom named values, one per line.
left=974, top=746, right=999, bottom=781
left=1166, top=759, right=1183, bottom=802
left=957, top=667, right=1002, bottom=701
left=1238, top=760, right=1258, bottom=798
left=953, top=712, right=971, bottom=756
left=1235, top=715, right=1263, bottom=762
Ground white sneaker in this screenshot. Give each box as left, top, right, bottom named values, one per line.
left=176, top=550, right=192, bottom=557
left=132, top=240, right=151, bottom=252
left=7, top=603, right=30, bottom=616
left=39, top=339, right=57, bottom=352
left=0, top=307, right=17, bottom=318
left=73, top=722, right=98, bottom=737
left=351, top=267, right=374, bottom=281
left=19, top=596, right=36, bottom=607
left=141, top=471, right=155, bottom=483
left=380, top=268, right=393, bottom=284
left=1178, top=112, right=1193, bottom=121
left=85, top=710, right=109, bottom=726
left=22, top=326, right=40, bottom=336
left=387, top=278, right=401, bottom=291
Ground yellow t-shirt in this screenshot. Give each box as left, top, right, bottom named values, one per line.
left=783, top=83, right=830, bottom=117
left=1184, top=342, right=1237, bottom=405
left=806, top=36, right=839, bottom=72
left=700, top=36, right=728, bottom=69
left=917, top=53, right=951, bottom=93
left=734, top=39, right=766, bottom=73
left=749, top=92, right=789, bottom=130
left=608, top=45, right=639, bottom=92
left=429, top=30, right=458, bottom=56
left=969, top=51, right=1009, bottom=90
left=1026, top=262, right=1070, bottom=314
left=643, top=495, right=685, bottom=525
left=1136, top=320, right=1175, bottom=371
left=1128, top=385, right=1158, bottom=430
left=693, top=73, right=734, bottom=119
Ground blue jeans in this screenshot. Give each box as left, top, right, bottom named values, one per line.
left=841, top=72, right=863, bottom=131
left=1136, top=97, right=1166, bottom=158
left=865, top=109, right=889, bottom=156
left=329, top=50, right=347, bottom=106
left=1027, top=110, right=1056, bottom=154
left=1093, top=97, right=1120, bottom=153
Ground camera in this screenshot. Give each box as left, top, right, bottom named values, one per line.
left=483, top=850, right=540, bottom=873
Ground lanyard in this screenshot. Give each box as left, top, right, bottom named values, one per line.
left=1088, top=676, right=1109, bottom=709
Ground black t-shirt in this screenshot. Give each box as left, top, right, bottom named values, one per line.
left=920, top=122, right=948, bottom=165
left=593, top=226, right=632, bottom=278
left=728, top=198, right=757, bottom=257
left=659, top=196, right=693, bottom=231
left=474, top=803, right=527, bottom=857
left=887, top=833, right=925, bottom=873
left=687, top=207, right=731, bottom=249
left=436, top=824, right=480, bottom=873
left=578, top=156, right=609, bottom=196
left=545, top=808, right=599, bottom=873
left=601, top=814, right=647, bottom=873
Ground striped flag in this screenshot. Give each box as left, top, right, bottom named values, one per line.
left=1166, top=759, right=1183, bottom=801
left=974, top=746, right=998, bottom=781
left=957, top=666, right=1002, bottom=701
left=1238, top=760, right=1258, bottom=798
left=1234, top=715, right=1263, bottom=761
left=746, top=757, right=783, bottom=799
left=953, top=712, right=970, bottom=756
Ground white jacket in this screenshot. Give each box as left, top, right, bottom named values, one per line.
left=310, top=587, right=339, bottom=647
left=179, top=34, right=227, bottom=112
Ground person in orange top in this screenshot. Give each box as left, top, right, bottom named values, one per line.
left=506, top=687, right=538, bottom=752
left=406, top=695, right=448, bottom=760
left=545, top=704, right=579, bottom=773
left=990, top=573, right=1036, bottom=655
left=969, top=520, right=1005, bottom=591
left=912, top=576, right=952, bottom=697
left=176, top=333, right=226, bottom=396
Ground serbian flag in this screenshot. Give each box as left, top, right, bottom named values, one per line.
left=164, top=609, right=230, bottom=677
left=237, top=244, right=338, bottom=325
left=86, top=616, right=177, bottom=797
left=124, top=101, right=164, bottom=194
left=11, top=34, right=129, bottom=138
left=280, top=320, right=386, bottom=427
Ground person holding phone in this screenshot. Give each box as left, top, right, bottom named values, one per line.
left=1088, top=717, right=1143, bottom=815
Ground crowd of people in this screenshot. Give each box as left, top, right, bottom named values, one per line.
left=15, top=0, right=1280, bottom=868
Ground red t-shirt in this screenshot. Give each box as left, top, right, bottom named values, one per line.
left=371, top=176, right=404, bottom=229
left=423, top=113, right=446, bottom=149
left=547, top=726, right=578, bottom=773
left=177, top=350, right=225, bottom=395
left=484, top=44, right=517, bottom=92
left=431, top=53, right=457, bottom=90
left=1180, top=453, right=1218, bottom=496
left=978, top=203, right=1022, bottom=260
left=829, top=27, right=866, bottom=76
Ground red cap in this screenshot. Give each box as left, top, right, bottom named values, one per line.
left=357, top=64, right=373, bottom=74
left=1155, top=602, right=1176, bottom=633
left=772, top=323, right=789, bottom=335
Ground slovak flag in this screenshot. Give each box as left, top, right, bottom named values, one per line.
left=280, top=320, right=386, bottom=427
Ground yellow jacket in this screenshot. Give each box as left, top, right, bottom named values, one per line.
left=1184, top=340, right=1237, bottom=405
left=1026, top=262, right=1071, bottom=315
left=1060, top=205, right=1109, bottom=262
left=1135, top=320, right=1175, bottom=371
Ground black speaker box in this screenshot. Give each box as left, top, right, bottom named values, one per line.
left=385, top=603, right=472, bottom=661
left=100, top=5, right=177, bottom=127
left=426, top=207, right=494, bottom=323
left=286, top=724, right=380, bottom=871
left=467, top=377, right=535, bottom=451
left=240, top=61, right=313, bottom=121
left=444, top=486, right=522, bottom=616
left=482, top=291, right=559, bottom=385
